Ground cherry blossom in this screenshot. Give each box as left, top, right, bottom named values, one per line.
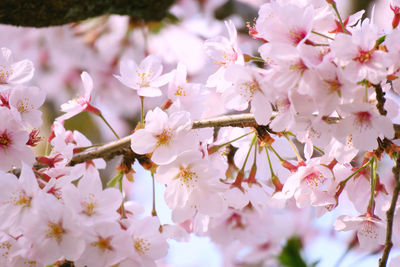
left=0, top=47, right=34, bottom=88
left=0, top=108, right=34, bottom=170
left=334, top=214, right=386, bottom=251
left=57, top=71, right=100, bottom=121
left=131, top=107, right=198, bottom=165
left=114, top=55, right=172, bottom=97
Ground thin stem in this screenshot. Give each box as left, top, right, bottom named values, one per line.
left=140, top=96, right=144, bottom=125
left=342, top=158, right=374, bottom=185
left=283, top=133, right=302, bottom=162
left=151, top=172, right=157, bottom=217
left=240, top=135, right=257, bottom=172
left=118, top=176, right=126, bottom=218
left=379, top=155, right=400, bottom=267
left=268, top=145, right=285, bottom=162
left=265, top=146, right=275, bottom=176
left=311, top=30, right=335, bottom=40
left=98, top=113, right=120, bottom=139
left=216, top=131, right=255, bottom=150
left=330, top=2, right=348, bottom=34
left=368, top=157, right=377, bottom=214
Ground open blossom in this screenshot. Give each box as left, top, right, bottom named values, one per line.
left=331, top=19, right=387, bottom=84
left=0, top=107, right=34, bottom=171
left=0, top=47, right=34, bottom=88
left=131, top=107, right=198, bottom=165
left=9, top=85, right=46, bottom=127
left=155, top=150, right=225, bottom=222
left=336, top=102, right=394, bottom=151
left=114, top=55, right=171, bottom=97
left=62, top=172, right=122, bottom=225
left=0, top=163, right=40, bottom=233
left=167, top=62, right=209, bottom=119
left=75, top=222, right=129, bottom=267
left=204, top=20, right=244, bottom=92
left=57, top=71, right=100, bottom=121
left=255, top=2, right=314, bottom=46
left=223, top=65, right=272, bottom=125
left=334, top=214, right=386, bottom=251
left=22, top=193, right=85, bottom=265
left=119, top=217, right=169, bottom=267
left=275, top=157, right=336, bottom=210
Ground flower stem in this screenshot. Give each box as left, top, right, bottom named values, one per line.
left=214, top=131, right=255, bottom=151
left=140, top=96, right=145, bottom=125
left=329, top=2, right=348, bottom=34
left=368, top=157, right=377, bottom=214
left=118, top=175, right=126, bottom=218
left=98, top=113, right=120, bottom=139
left=151, top=172, right=157, bottom=217
left=311, top=30, right=334, bottom=40
left=283, top=133, right=303, bottom=162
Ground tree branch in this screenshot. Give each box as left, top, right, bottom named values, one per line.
left=68, top=113, right=258, bottom=166
left=0, top=0, right=175, bottom=28
left=379, top=155, right=400, bottom=267
left=67, top=113, right=400, bottom=166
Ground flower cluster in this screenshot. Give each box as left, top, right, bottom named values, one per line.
left=3, top=0, right=400, bottom=266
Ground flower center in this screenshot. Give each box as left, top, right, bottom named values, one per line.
left=45, top=222, right=65, bottom=243
left=0, top=131, right=11, bottom=149
left=359, top=220, right=378, bottom=240
left=354, top=49, right=373, bottom=63
left=175, top=86, right=186, bottom=96
left=134, top=237, right=150, bottom=254
left=91, top=236, right=113, bottom=253
left=17, top=98, right=33, bottom=113
left=0, top=64, right=12, bottom=84
left=178, top=167, right=198, bottom=187
left=288, top=29, right=307, bottom=45
left=81, top=194, right=97, bottom=217
left=303, top=171, right=327, bottom=188
left=10, top=191, right=31, bottom=208
left=354, top=111, right=372, bottom=131
left=156, top=128, right=172, bottom=147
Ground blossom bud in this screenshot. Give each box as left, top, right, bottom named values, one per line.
left=26, top=129, right=41, bottom=147
left=391, top=0, right=400, bottom=28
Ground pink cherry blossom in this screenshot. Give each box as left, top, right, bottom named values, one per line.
left=9, top=85, right=46, bottom=127
left=114, top=55, right=172, bottom=97
left=334, top=214, right=386, bottom=251
left=131, top=107, right=198, bottom=165
left=57, top=71, right=100, bottom=121
left=62, top=172, right=122, bottom=225
left=0, top=47, right=34, bottom=88
left=0, top=107, right=34, bottom=171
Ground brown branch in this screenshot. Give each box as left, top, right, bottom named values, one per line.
left=379, top=155, right=400, bottom=267
left=66, top=113, right=400, bottom=166
left=0, top=0, right=174, bottom=28
left=68, top=113, right=258, bottom=166
left=374, top=83, right=387, bottom=116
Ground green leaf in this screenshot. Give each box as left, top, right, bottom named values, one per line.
left=107, top=172, right=124, bottom=188
left=278, top=236, right=308, bottom=267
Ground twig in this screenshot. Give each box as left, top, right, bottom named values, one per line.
left=68, top=113, right=258, bottom=166
left=374, top=83, right=387, bottom=116
left=66, top=113, right=400, bottom=166
left=379, top=155, right=400, bottom=267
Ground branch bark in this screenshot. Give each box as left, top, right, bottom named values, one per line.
left=67, top=113, right=400, bottom=167
left=0, top=0, right=175, bottom=28
left=69, top=113, right=258, bottom=166
left=379, top=155, right=400, bottom=267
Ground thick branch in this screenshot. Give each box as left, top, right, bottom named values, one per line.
left=69, top=113, right=258, bottom=166
left=0, top=0, right=175, bottom=28
left=379, top=155, right=400, bottom=267
left=67, top=113, right=400, bottom=166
